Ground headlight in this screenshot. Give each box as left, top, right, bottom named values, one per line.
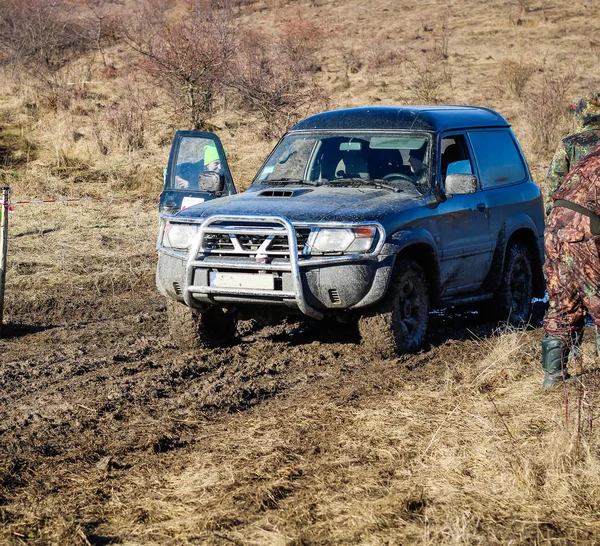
left=311, top=226, right=377, bottom=254
left=162, top=222, right=198, bottom=249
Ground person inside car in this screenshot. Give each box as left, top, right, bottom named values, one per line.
left=175, top=143, right=223, bottom=189
left=408, top=143, right=426, bottom=175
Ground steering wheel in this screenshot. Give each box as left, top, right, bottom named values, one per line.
left=382, top=172, right=415, bottom=183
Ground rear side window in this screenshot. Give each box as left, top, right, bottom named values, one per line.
left=468, top=130, right=527, bottom=188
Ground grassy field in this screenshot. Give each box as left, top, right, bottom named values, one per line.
left=2, top=0, right=600, bottom=544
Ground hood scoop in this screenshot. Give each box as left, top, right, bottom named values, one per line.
left=258, top=188, right=314, bottom=198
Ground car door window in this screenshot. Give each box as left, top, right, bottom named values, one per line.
left=172, top=136, right=227, bottom=190
left=440, top=135, right=473, bottom=183
left=468, top=130, right=527, bottom=188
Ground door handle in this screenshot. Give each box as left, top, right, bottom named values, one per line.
left=477, top=202, right=487, bottom=212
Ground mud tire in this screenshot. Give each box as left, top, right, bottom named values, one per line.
left=358, top=259, right=429, bottom=358
left=493, top=242, right=533, bottom=325
left=166, top=299, right=236, bottom=349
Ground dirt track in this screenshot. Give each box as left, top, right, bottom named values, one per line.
left=5, top=282, right=579, bottom=545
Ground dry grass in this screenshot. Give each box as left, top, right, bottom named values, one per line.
left=4, top=200, right=158, bottom=325
left=41, top=326, right=598, bottom=545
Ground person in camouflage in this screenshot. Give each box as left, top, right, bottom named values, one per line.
left=545, top=91, right=600, bottom=205
left=542, top=144, right=600, bottom=390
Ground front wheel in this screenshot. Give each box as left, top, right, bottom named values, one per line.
left=358, top=259, right=429, bottom=358
left=166, top=299, right=236, bottom=349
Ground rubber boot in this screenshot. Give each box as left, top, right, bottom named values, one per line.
left=541, top=336, right=570, bottom=391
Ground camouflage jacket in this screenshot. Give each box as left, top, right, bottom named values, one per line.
left=553, top=143, right=600, bottom=217
left=545, top=92, right=600, bottom=203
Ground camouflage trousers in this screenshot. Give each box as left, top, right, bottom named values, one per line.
left=543, top=206, right=600, bottom=342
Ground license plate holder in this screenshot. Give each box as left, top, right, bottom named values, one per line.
left=210, top=272, right=275, bottom=290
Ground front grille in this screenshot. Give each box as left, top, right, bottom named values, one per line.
left=203, top=227, right=310, bottom=256
left=204, top=233, right=234, bottom=251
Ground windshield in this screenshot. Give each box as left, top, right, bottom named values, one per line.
left=254, top=132, right=431, bottom=192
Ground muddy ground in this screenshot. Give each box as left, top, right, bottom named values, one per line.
left=5, top=271, right=589, bottom=545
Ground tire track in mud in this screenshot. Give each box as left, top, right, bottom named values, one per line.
left=0, top=293, right=518, bottom=542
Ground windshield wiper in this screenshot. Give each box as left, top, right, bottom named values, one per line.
left=260, top=178, right=318, bottom=186
left=318, top=178, right=404, bottom=193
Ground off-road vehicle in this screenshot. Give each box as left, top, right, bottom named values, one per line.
left=156, top=106, right=545, bottom=355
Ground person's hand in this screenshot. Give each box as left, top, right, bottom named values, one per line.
left=175, top=175, right=189, bottom=189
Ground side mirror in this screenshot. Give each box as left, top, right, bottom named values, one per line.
left=445, top=173, right=477, bottom=196
left=198, top=171, right=225, bottom=193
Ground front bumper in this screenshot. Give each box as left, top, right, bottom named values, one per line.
left=156, top=214, right=392, bottom=319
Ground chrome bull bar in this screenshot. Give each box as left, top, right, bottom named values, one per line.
left=184, top=214, right=323, bottom=319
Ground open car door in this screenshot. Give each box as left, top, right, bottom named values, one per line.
left=159, top=130, right=236, bottom=214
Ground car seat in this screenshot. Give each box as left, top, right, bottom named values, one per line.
left=340, top=152, right=370, bottom=178
left=441, top=144, right=461, bottom=176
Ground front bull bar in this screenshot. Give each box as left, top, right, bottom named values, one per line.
left=184, top=214, right=324, bottom=319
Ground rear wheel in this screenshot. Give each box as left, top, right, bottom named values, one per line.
left=358, top=259, right=429, bottom=358
left=493, top=242, right=533, bottom=325
left=166, top=299, right=236, bottom=349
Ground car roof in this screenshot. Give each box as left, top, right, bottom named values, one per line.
left=289, top=105, right=510, bottom=133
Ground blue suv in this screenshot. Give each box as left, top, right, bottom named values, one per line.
left=156, top=106, right=545, bottom=355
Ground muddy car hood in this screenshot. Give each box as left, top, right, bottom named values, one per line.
left=174, top=186, right=428, bottom=225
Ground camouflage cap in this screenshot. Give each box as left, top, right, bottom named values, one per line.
left=570, top=91, right=600, bottom=134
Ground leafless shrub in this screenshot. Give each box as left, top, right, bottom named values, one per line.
left=0, top=0, right=88, bottom=74
left=590, top=40, right=600, bottom=62
left=419, top=10, right=452, bottom=62
left=341, top=47, right=363, bottom=75
left=432, top=11, right=452, bottom=61
left=515, top=0, right=530, bottom=12
left=123, top=0, right=237, bottom=131
left=0, top=0, right=120, bottom=117
left=497, top=57, right=536, bottom=98
left=105, top=93, right=148, bottom=153
left=521, top=73, right=574, bottom=155
left=366, top=43, right=405, bottom=73
left=77, top=0, right=123, bottom=70
left=407, top=57, right=451, bottom=104
left=231, top=27, right=329, bottom=139
left=278, top=11, right=324, bottom=73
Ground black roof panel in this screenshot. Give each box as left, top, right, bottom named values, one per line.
left=290, top=105, right=509, bottom=132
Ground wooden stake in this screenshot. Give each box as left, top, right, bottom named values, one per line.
left=0, top=187, right=9, bottom=338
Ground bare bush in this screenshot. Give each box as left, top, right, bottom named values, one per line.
left=0, top=0, right=121, bottom=116
left=231, top=27, right=329, bottom=139
left=341, top=47, right=363, bottom=75
left=278, top=11, right=324, bottom=73
left=432, top=11, right=452, bottom=61
left=408, top=57, right=451, bottom=104
left=0, top=0, right=88, bottom=74
left=366, top=43, right=405, bottom=73
left=590, top=40, right=600, bottom=62
left=521, top=73, right=574, bottom=155
left=123, top=0, right=237, bottom=131
left=77, top=0, right=123, bottom=70
left=515, top=0, right=530, bottom=12
left=106, top=92, right=148, bottom=153
left=497, top=57, right=536, bottom=98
